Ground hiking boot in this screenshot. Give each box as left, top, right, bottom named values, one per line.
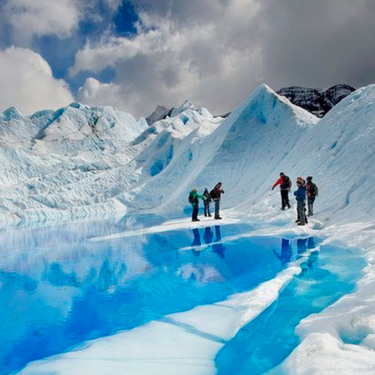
left=281, top=207, right=285, bottom=211
left=192, top=219, right=200, bottom=222
left=215, top=217, right=222, bottom=220
left=297, top=222, right=305, bottom=226
left=287, top=205, right=291, bottom=209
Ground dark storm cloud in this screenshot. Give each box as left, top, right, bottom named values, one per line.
left=258, top=0, right=375, bottom=90
left=2, top=0, right=375, bottom=117
left=131, top=0, right=375, bottom=92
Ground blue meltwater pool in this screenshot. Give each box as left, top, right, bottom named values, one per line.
left=0, top=216, right=365, bottom=374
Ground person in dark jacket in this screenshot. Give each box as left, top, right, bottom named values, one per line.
left=189, top=188, right=206, bottom=222
left=272, top=172, right=291, bottom=210
left=212, top=182, right=225, bottom=219
left=202, top=188, right=212, bottom=217
left=294, top=180, right=307, bottom=226
left=306, top=176, right=318, bottom=216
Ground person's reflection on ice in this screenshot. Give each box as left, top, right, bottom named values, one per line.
left=191, top=228, right=201, bottom=257
left=212, top=226, right=226, bottom=259
left=203, top=227, right=214, bottom=244
left=273, top=238, right=292, bottom=266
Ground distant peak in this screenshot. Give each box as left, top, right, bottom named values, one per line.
left=2, top=106, right=24, bottom=121
left=67, top=102, right=90, bottom=110
left=146, top=105, right=172, bottom=126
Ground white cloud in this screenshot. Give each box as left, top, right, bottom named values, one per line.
left=70, top=0, right=375, bottom=118
left=0, top=47, right=74, bottom=114
left=4, top=0, right=81, bottom=44
left=69, top=37, right=141, bottom=77
left=71, top=0, right=264, bottom=117
left=103, top=0, right=122, bottom=11
left=77, top=77, right=126, bottom=110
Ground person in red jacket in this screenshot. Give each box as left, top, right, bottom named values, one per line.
left=272, top=172, right=292, bottom=210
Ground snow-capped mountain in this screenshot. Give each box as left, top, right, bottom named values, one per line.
left=0, top=83, right=374, bottom=227
left=276, top=84, right=355, bottom=117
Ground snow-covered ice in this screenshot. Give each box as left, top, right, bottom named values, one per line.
left=1, top=82, right=375, bottom=374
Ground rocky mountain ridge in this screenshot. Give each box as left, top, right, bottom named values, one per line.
left=276, top=84, right=355, bottom=117
left=146, top=84, right=356, bottom=124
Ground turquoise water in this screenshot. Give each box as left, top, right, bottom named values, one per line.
left=0, top=216, right=365, bottom=374
left=215, top=238, right=364, bottom=374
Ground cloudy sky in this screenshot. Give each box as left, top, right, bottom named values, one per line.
left=0, top=0, right=374, bottom=117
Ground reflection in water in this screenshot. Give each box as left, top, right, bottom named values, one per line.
left=273, top=238, right=292, bottom=266
left=191, top=228, right=202, bottom=256
left=46, top=263, right=80, bottom=287
left=203, top=227, right=214, bottom=244
left=0, top=219, right=363, bottom=375
left=297, top=238, right=307, bottom=255
left=212, top=226, right=226, bottom=259
left=307, top=236, right=316, bottom=249
left=0, top=220, right=258, bottom=375
left=215, top=238, right=365, bottom=375
left=190, top=226, right=226, bottom=259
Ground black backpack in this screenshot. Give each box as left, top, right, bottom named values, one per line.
left=188, top=192, right=194, bottom=204
left=310, top=183, right=319, bottom=197
left=282, top=175, right=291, bottom=189
left=210, top=189, right=217, bottom=199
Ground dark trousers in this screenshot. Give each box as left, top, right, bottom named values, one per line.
left=280, top=189, right=290, bottom=209
left=308, top=197, right=315, bottom=215
left=204, top=202, right=211, bottom=216
left=192, top=205, right=199, bottom=221
left=297, top=201, right=307, bottom=224
left=214, top=199, right=221, bottom=218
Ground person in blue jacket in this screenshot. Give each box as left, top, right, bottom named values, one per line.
left=294, top=179, right=307, bottom=226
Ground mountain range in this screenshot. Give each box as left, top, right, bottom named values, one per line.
left=1, top=82, right=375, bottom=374
left=0, top=82, right=373, bottom=228
left=146, top=84, right=355, bottom=125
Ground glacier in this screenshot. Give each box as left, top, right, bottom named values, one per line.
left=2, top=82, right=375, bottom=374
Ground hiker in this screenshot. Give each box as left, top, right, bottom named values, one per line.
left=210, top=182, right=225, bottom=220
left=306, top=176, right=318, bottom=216
left=294, top=179, right=307, bottom=226
left=295, top=176, right=308, bottom=223
left=189, top=188, right=206, bottom=222
left=202, top=188, right=212, bottom=217
left=272, top=172, right=292, bottom=210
